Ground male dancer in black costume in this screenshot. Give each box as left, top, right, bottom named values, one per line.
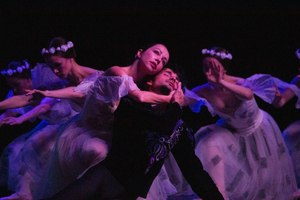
left=45, top=66, right=223, bottom=200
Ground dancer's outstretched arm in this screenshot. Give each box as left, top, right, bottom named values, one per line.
left=0, top=95, right=34, bottom=110
left=3, top=98, right=56, bottom=125
left=26, top=87, right=84, bottom=99
left=105, top=66, right=173, bottom=104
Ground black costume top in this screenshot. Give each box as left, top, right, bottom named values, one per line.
left=102, top=96, right=223, bottom=200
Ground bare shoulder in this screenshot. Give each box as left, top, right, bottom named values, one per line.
left=104, top=66, right=127, bottom=76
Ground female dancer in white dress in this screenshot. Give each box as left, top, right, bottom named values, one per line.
left=0, top=60, right=47, bottom=188
left=32, top=43, right=176, bottom=200
left=0, top=37, right=101, bottom=200
left=0, top=59, right=74, bottom=200
left=0, top=60, right=36, bottom=130
left=183, top=47, right=300, bottom=200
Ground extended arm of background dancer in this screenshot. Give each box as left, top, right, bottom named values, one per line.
left=25, top=87, right=83, bottom=99
left=2, top=97, right=56, bottom=125
left=272, top=73, right=300, bottom=108
left=0, top=94, right=36, bottom=110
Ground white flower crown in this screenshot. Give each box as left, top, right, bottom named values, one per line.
left=202, top=49, right=233, bottom=60
left=295, top=49, right=300, bottom=59
left=41, top=41, right=74, bottom=55
left=1, top=60, right=30, bottom=76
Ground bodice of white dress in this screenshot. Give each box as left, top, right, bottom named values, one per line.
left=214, top=98, right=263, bottom=136
left=187, top=74, right=300, bottom=116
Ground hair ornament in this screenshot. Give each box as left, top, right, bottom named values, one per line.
left=295, top=49, right=300, bottom=59
left=202, top=49, right=232, bottom=60
left=41, top=41, right=74, bottom=55
left=1, top=60, right=30, bottom=76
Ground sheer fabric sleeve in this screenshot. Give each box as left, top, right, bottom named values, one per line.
left=88, top=75, right=139, bottom=103
left=184, top=85, right=216, bottom=116
left=37, top=97, right=76, bottom=124
left=73, top=71, right=104, bottom=95
left=241, top=74, right=300, bottom=108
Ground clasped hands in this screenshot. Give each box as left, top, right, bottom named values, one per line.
left=204, top=57, right=226, bottom=84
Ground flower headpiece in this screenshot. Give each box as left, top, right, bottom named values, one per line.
left=41, top=41, right=74, bottom=55
left=295, top=49, right=300, bottom=59
left=1, top=60, right=30, bottom=76
left=202, top=49, right=233, bottom=60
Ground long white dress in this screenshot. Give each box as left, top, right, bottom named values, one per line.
left=185, top=74, right=300, bottom=200
left=0, top=63, right=64, bottom=184
left=7, top=71, right=107, bottom=200
left=34, top=74, right=139, bottom=199
left=7, top=98, right=77, bottom=199
left=0, top=63, right=81, bottom=199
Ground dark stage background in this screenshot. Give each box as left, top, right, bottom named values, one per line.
left=0, top=1, right=299, bottom=152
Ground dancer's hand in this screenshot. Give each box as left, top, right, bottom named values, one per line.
left=274, top=84, right=281, bottom=97
left=171, top=82, right=184, bottom=105
left=168, top=90, right=176, bottom=102
left=204, top=57, right=225, bottom=83
left=25, top=89, right=47, bottom=101
left=2, top=117, right=24, bottom=125
left=290, top=69, right=300, bottom=88
left=211, top=59, right=225, bottom=83
left=272, top=84, right=282, bottom=108
left=25, top=89, right=47, bottom=96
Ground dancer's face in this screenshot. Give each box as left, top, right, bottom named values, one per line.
left=137, top=44, right=169, bottom=75
left=46, top=55, right=72, bottom=79
left=6, top=77, right=33, bottom=95
left=147, top=68, right=179, bottom=95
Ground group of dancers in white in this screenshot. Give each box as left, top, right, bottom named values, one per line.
left=0, top=37, right=299, bottom=200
